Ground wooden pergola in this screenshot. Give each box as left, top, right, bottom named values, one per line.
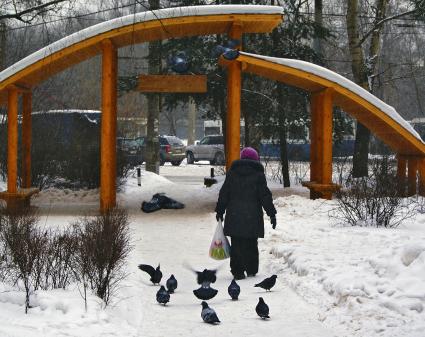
left=0, top=5, right=283, bottom=212
left=1, top=5, right=423, bottom=212
left=220, top=53, right=425, bottom=199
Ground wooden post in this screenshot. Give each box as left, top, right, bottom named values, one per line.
left=22, top=92, right=32, bottom=188
left=408, top=158, right=418, bottom=197
left=100, top=39, right=117, bottom=213
left=310, top=88, right=333, bottom=199
left=309, top=93, right=322, bottom=199
left=7, top=88, right=19, bottom=194
left=397, top=155, right=407, bottom=197
left=418, top=158, right=425, bottom=197
left=225, top=22, right=243, bottom=170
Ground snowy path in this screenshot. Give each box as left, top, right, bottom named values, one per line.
left=129, top=209, right=337, bottom=336
left=4, top=165, right=425, bottom=336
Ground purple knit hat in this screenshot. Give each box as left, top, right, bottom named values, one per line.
left=240, top=147, right=259, bottom=161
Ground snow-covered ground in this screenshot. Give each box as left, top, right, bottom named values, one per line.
left=0, top=164, right=424, bottom=337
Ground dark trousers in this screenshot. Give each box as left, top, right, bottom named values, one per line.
left=230, top=237, right=259, bottom=276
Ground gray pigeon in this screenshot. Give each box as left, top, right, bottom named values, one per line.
left=256, top=297, right=270, bottom=319
left=201, top=301, right=220, bottom=324
left=166, top=274, right=178, bottom=293
left=156, top=285, right=170, bottom=305
left=227, top=279, right=240, bottom=300
left=254, top=275, right=277, bottom=291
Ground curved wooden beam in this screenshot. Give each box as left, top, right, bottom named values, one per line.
left=0, top=6, right=283, bottom=103
left=230, top=53, right=425, bottom=157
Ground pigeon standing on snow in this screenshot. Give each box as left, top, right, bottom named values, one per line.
left=166, top=274, right=178, bottom=293
left=254, top=275, right=277, bottom=291
left=193, top=285, right=218, bottom=300
left=227, top=279, right=240, bottom=300
left=256, top=297, right=270, bottom=319
left=156, top=285, right=170, bottom=305
left=138, top=263, right=162, bottom=285
left=201, top=301, right=220, bottom=324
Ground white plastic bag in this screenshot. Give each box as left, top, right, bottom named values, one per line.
left=209, top=220, right=231, bottom=260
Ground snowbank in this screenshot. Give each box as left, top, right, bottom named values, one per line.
left=266, top=195, right=425, bottom=336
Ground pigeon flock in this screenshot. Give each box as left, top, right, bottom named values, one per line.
left=138, top=263, right=277, bottom=324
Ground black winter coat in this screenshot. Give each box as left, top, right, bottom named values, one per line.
left=215, top=159, right=276, bottom=239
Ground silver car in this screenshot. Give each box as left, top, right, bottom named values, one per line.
left=186, top=135, right=225, bottom=165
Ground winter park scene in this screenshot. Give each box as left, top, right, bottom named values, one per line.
left=2, top=1, right=425, bottom=337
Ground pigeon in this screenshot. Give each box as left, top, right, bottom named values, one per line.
left=166, top=274, right=178, bottom=293
left=254, top=275, right=277, bottom=291
left=156, top=285, right=170, bottom=305
left=201, top=301, right=220, bottom=324
left=183, top=263, right=220, bottom=287
left=227, top=279, right=240, bottom=300
left=195, top=268, right=217, bottom=286
left=193, top=285, right=219, bottom=300
left=256, top=297, right=270, bottom=319
left=138, top=263, right=162, bottom=285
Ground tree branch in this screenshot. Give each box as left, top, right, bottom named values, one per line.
left=0, top=0, right=69, bottom=23
left=357, top=9, right=417, bottom=47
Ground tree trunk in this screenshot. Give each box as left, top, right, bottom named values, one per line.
left=270, top=17, right=290, bottom=187
left=313, top=0, right=323, bottom=57
left=346, top=0, right=370, bottom=177
left=346, top=0, right=388, bottom=177
left=187, top=97, right=196, bottom=145
left=0, top=22, right=6, bottom=71
left=145, top=0, right=161, bottom=173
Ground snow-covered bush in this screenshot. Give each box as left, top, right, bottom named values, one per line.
left=72, top=208, right=131, bottom=307
left=331, top=158, right=415, bottom=228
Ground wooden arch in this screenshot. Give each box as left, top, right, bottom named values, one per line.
left=0, top=5, right=283, bottom=211
left=221, top=52, right=425, bottom=198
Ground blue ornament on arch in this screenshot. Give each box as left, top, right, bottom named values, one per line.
left=168, top=51, right=190, bottom=74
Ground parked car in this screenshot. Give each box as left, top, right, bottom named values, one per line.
left=137, top=135, right=186, bottom=166
left=186, top=135, right=225, bottom=165
left=117, top=137, right=143, bottom=165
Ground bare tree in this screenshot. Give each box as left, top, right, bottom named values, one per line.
left=0, top=0, right=72, bottom=24
left=346, top=0, right=418, bottom=177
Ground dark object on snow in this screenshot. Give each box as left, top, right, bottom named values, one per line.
left=166, top=274, right=178, bottom=293
left=138, top=263, right=162, bottom=284
left=193, top=285, right=218, bottom=300
left=141, top=193, right=185, bottom=213
left=156, top=285, right=170, bottom=305
left=254, top=275, right=277, bottom=291
left=256, top=297, right=270, bottom=319
left=227, top=279, right=240, bottom=300
left=204, top=177, right=217, bottom=187
left=201, top=301, right=220, bottom=324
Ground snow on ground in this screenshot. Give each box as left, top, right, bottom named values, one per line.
left=0, top=164, right=425, bottom=336
left=266, top=195, right=425, bottom=337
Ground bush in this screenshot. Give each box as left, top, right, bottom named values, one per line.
left=330, top=158, right=416, bottom=228
left=72, top=207, right=131, bottom=307
left=0, top=207, right=47, bottom=313
left=42, top=228, right=77, bottom=290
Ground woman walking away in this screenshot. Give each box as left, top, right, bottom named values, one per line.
left=215, top=147, right=277, bottom=280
